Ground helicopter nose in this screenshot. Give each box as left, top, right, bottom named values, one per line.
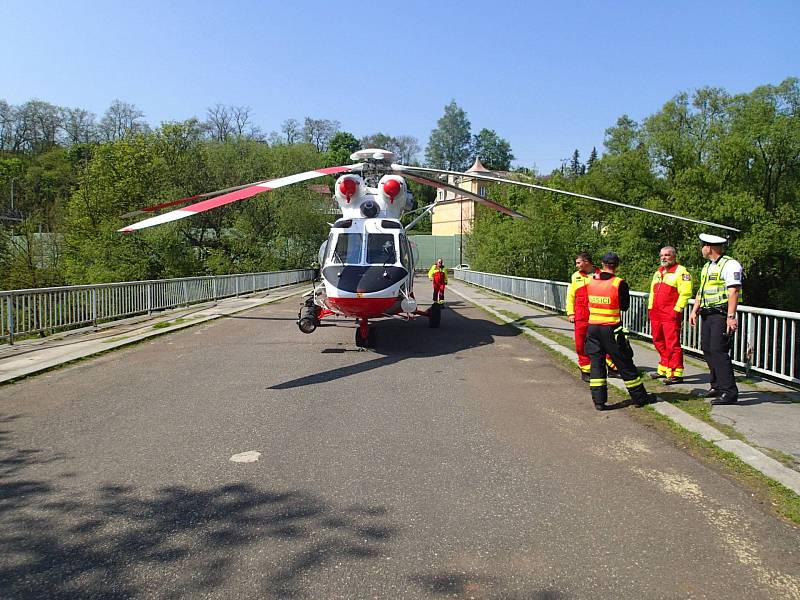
left=322, top=265, right=406, bottom=293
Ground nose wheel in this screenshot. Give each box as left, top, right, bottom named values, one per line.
left=355, top=319, right=376, bottom=348
left=428, top=302, right=442, bottom=328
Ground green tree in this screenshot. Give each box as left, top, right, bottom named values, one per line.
left=425, top=100, right=472, bottom=171
left=587, top=147, right=598, bottom=171
left=472, top=128, right=514, bottom=171
left=324, top=131, right=361, bottom=166
left=569, top=149, right=582, bottom=177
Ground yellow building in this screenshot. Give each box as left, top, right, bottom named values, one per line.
left=431, top=158, right=493, bottom=236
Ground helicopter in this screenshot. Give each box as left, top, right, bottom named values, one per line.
left=119, top=148, right=739, bottom=348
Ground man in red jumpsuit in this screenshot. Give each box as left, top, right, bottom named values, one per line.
left=648, top=246, right=693, bottom=384
left=428, top=258, right=448, bottom=304
left=567, top=252, right=617, bottom=382
left=567, top=252, right=598, bottom=381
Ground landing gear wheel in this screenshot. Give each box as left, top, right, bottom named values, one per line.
left=355, top=326, right=376, bottom=348
left=429, top=303, right=442, bottom=328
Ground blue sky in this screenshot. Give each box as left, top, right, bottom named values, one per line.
left=2, top=0, right=798, bottom=172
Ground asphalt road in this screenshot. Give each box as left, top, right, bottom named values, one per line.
left=1, top=291, right=798, bottom=599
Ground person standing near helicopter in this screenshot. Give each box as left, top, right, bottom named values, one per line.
left=585, top=252, right=653, bottom=410
left=689, top=234, right=743, bottom=405
left=428, top=258, right=448, bottom=304
left=567, top=252, right=619, bottom=382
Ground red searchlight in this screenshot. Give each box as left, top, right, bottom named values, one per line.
left=339, top=178, right=358, bottom=202
left=382, top=178, right=401, bottom=203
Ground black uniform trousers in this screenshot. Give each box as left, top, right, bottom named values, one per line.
left=585, top=323, right=648, bottom=407
left=700, top=311, right=738, bottom=399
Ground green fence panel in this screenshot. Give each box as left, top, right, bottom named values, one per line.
left=408, top=235, right=469, bottom=270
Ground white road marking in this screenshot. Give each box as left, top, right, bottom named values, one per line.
left=230, top=451, right=261, bottom=463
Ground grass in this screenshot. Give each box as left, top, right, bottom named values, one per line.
left=496, top=308, right=576, bottom=348
left=467, top=291, right=800, bottom=526
left=657, top=390, right=745, bottom=441
left=152, top=318, right=188, bottom=329
left=640, top=407, right=800, bottom=526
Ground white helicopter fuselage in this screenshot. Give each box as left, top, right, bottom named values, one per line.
left=320, top=215, right=418, bottom=318
left=315, top=171, right=419, bottom=319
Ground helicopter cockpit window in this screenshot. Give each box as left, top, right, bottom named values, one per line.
left=331, top=233, right=362, bottom=264
left=366, top=233, right=397, bottom=265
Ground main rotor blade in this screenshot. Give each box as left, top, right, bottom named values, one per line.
left=402, top=173, right=529, bottom=220
left=120, top=182, right=264, bottom=219
left=393, top=164, right=740, bottom=233
left=404, top=202, right=437, bottom=231
left=118, top=165, right=360, bottom=232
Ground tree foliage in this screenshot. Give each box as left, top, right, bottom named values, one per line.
left=3, top=81, right=800, bottom=312
left=425, top=100, right=473, bottom=171
left=472, top=128, right=514, bottom=171
left=360, top=133, right=421, bottom=164
left=470, top=78, right=800, bottom=310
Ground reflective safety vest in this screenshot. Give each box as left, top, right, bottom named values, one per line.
left=587, top=275, right=623, bottom=325
left=428, top=265, right=448, bottom=286
left=566, top=268, right=600, bottom=322
left=699, top=256, right=742, bottom=308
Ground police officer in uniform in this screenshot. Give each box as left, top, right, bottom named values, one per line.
left=689, top=234, right=743, bottom=405
left=585, top=252, right=653, bottom=411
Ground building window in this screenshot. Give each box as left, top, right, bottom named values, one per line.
left=478, top=185, right=487, bottom=197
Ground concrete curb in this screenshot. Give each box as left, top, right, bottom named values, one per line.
left=451, top=285, right=800, bottom=496
left=0, top=285, right=309, bottom=384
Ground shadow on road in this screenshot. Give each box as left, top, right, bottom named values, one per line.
left=411, top=570, right=570, bottom=599
left=0, top=414, right=398, bottom=599
left=269, top=302, right=523, bottom=390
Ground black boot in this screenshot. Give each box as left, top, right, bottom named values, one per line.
left=629, top=384, right=653, bottom=407
left=591, top=386, right=608, bottom=411
left=710, top=393, right=737, bottom=405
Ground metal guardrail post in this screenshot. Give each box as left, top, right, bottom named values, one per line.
left=91, top=288, right=98, bottom=328
left=6, top=295, right=14, bottom=345
left=182, top=280, right=189, bottom=306
left=746, top=312, right=754, bottom=377
left=235, top=277, right=240, bottom=297
left=212, top=277, right=218, bottom=301
left=147, top=282, right=152, bottom=316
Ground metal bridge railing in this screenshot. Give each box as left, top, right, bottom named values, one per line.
left=455, top=269, right=800, bottom=386
left=2, top=269, right=313, bottom=344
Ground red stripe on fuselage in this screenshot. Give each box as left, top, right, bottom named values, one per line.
left=327, top=296, right=399, bottom=318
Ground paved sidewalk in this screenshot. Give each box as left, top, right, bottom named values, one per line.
left=448, top=279, right=800, bottom=494
left=0, top=283, right=311, bottom=384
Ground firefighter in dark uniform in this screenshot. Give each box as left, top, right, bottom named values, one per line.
left=689, top=234, right=743, bottom=405
left=584, top=252, right=653, bottom=410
